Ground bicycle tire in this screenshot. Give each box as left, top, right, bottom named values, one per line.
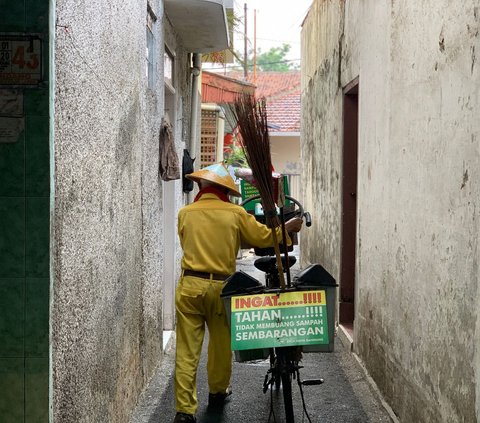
left=277, top=348, right=295, bottom=422
left=281, top=370, right=294, bottom=422
left=269, top=349, right=282, bottom=391
left=275, top=373, right=282, bottom=391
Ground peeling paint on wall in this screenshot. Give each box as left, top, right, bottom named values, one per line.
left=302, top=0, right=480, bottom=421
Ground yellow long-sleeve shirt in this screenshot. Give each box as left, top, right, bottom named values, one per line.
left=178, top=192, right=290, bottom=275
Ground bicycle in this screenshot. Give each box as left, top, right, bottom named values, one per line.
left=254, top=250, right=325, bottom=423
left=239, top=195, right=324, bottom=423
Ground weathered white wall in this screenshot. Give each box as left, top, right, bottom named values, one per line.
left=163, top=17, right=192, bottom=330
left=301, top=0, right=344, bottom=276
left=270, top=134, right=301, bottom=200
left=301, top=0, right=480, bottom=421
left=270, top=134, right=300, bottom=173
left=51, top=0, right=188, bottom=421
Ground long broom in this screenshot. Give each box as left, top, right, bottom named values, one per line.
left=232, top=93, right=287, bottom=290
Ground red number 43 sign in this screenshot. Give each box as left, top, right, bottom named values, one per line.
left=0, top=36, right=43, bottom=86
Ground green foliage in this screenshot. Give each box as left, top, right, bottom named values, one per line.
left=224, top=145, right=248, bottom=168
left=254, top=44, right=297, bottom=71
left=205, top=10, right=298, bottom=72
left=232, top=43, right=298, bottom=73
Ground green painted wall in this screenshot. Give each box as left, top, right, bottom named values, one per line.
left=0, top=1, right=50, bottom=421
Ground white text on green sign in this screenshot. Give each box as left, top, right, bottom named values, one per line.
left=230, top=291, right=329, bottom=350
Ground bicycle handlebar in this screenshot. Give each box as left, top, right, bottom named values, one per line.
left=303, top=212, right=312, bottom=227
left=240, top=195, right=312, bottom=227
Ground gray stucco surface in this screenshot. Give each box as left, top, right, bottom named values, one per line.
left=301, top=1, right=480, bottom=422
left=51, top=0, right=188, bottom=421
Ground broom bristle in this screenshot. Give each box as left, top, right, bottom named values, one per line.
left=231, top=93, right=288, bottom=290
left=231, top=94, right=279, bottom=228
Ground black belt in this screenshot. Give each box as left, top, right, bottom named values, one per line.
left=183, top=269, right=229, bottom=281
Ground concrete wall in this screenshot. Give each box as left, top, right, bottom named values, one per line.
left=270, top=134, right=301, bottom=200
left=162, top=16, right=193, bottom=331
left=301, top=0, right=480, bottom=421
left=301, top=0, right=345, bottom=276
left=51, top=0, right=188, bottom=421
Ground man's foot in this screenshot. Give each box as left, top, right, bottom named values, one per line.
left=208, top=387, right=233, bottom=408
left=173, top=412, right=196, bottom=423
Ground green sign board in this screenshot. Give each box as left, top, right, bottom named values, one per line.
left=240, top=176, right=290, bottom=212
left=230, top=291, right=329, bottom=350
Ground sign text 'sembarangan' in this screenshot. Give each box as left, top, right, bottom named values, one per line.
left=231, top=291, right=329, bottom=350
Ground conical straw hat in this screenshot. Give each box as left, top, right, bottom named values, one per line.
left=186, top=163, right=242, bottom=197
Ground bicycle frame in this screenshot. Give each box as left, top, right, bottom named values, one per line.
left=240, top=194, right=318, bottom=423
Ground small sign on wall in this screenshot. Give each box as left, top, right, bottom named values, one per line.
left=0, top=89, right=24, bottom=143
left=0, top=88, right=23, bottom=115
left=0, top=34, right=43, bottom=87
left=0, top=117, right=24, bottom=143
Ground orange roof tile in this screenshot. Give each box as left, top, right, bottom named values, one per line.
left=225, top=71, right=301, bottom=133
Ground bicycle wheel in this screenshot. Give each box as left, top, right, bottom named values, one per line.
left=277, top=348, right=295, bottom=422
left=269, top=349, right=282, bottom=390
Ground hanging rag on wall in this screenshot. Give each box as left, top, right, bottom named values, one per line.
left=182, top=149, right=195, bottom=193
left=159, top=119, right=180, bottom=181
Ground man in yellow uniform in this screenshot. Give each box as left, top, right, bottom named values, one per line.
left=173, top=163, right=303, bottom=423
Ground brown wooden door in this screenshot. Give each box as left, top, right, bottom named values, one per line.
left=340, top=80, right=359, bottom=325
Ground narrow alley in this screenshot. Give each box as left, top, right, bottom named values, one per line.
left=1, top=0, right=478, bottom=422
left=130, top=248, right=394, bottom=423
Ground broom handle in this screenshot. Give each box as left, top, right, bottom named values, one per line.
left=279, top=207, right=291, bottom=287
left=270, top=228, right=286, bottom=291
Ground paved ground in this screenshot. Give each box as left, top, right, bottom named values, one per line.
left=131, top=248, right=394, bottom=423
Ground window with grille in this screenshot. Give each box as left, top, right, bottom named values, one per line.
left=200, top=109, right=218, bottom=167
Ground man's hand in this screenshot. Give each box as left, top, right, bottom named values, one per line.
left=285, top=217, right=303, bottom=233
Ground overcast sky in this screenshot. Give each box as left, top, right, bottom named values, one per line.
left=233, top=0, right=313, bottom=66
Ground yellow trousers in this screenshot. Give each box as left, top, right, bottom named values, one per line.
left=174, top=275, right=232, bottom=415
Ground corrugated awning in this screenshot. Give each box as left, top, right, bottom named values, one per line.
left=201, top=71, right=255, bottom=103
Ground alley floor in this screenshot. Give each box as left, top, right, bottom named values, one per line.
left=130, top=248, right=394, bottom=423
